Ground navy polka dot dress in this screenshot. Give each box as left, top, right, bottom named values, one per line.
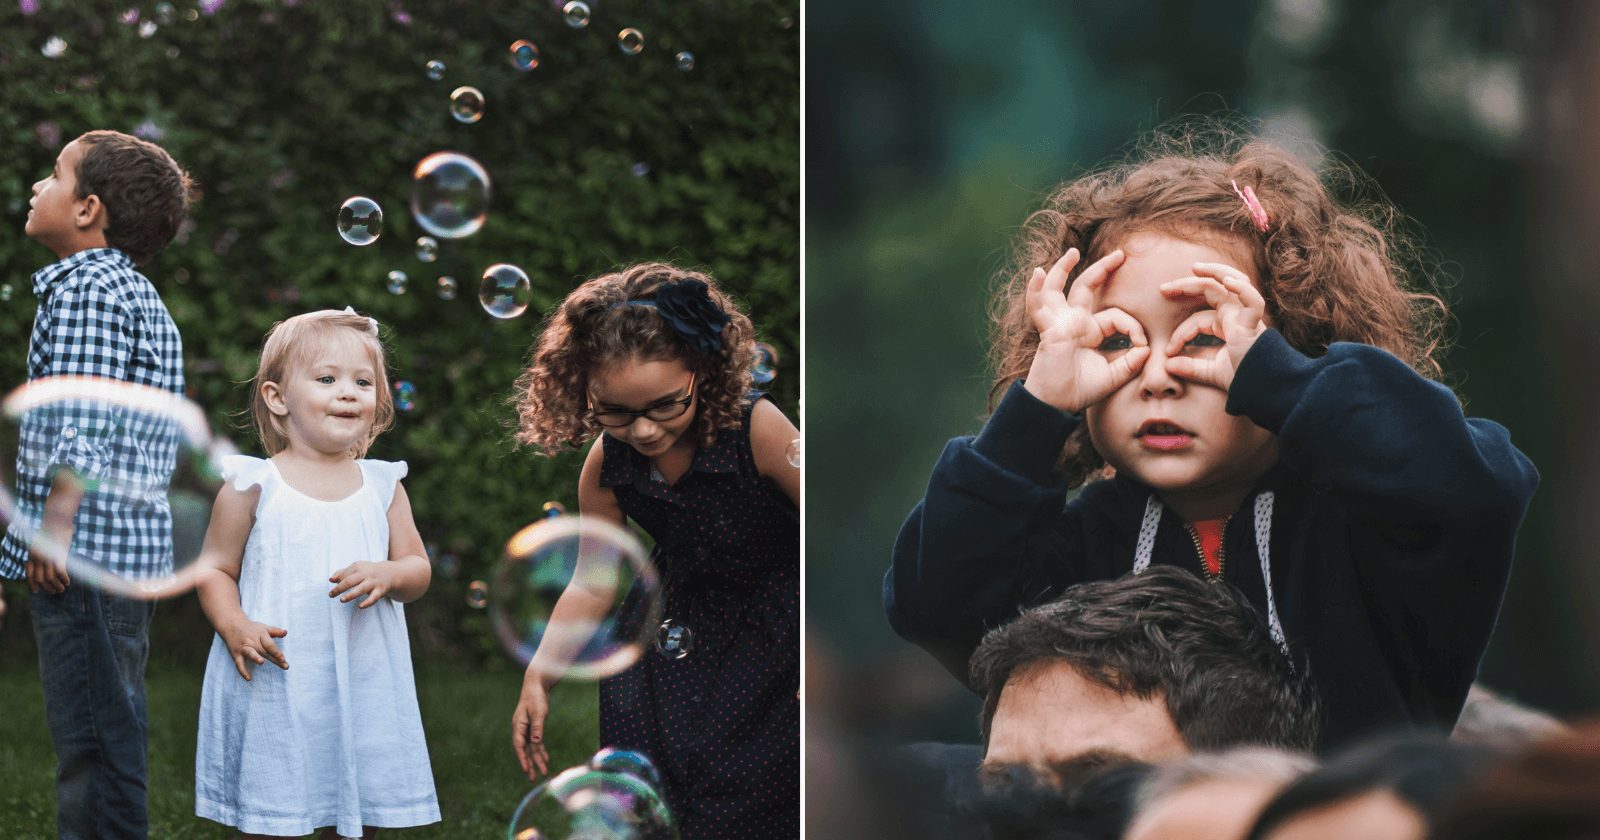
left=597, top=396, right=799, bottom=840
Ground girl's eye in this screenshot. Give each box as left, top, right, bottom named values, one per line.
left=1097, top=333, right=1133, bottom=353
left=1185, top=332, right=1226, bottom=349
left=357, top=379, right=372, bottom=388
left=317, top=376, right=335, bottom=384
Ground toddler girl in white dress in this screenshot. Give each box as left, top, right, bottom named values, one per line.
left=192, top=308, right=439, bottom=838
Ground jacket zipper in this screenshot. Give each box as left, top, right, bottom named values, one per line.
left=1182, top=515, right=1230, bottom=583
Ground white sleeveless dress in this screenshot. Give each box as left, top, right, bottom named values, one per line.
left=195, top=455, right=440, bottom=835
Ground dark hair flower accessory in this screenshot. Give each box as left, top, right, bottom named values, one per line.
left=650, top=279, right=730, bottom=354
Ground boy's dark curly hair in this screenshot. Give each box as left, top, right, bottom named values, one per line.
left=989, top=120, right=1450, bottom=487
left=513, top=263, right=757, bottom=454
left=74, top=130, right=197, bottom=266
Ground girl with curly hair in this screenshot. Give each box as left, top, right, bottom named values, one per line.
left=509, top=263, right=799, bottom=839
left=885, top=124, right=1539, bottom=752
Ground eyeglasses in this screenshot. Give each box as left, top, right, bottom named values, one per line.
left=588, top=374, right=696, bottom=428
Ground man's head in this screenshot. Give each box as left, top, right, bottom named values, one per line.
left=27, top=130, right=194, bottom=265
left=972, top=566, right=1319, bottom=783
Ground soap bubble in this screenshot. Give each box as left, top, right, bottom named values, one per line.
left=0, top=285, right=12, bottom=303
left=562, top=0, right=590, bottom=29
left=617, top=28, right=644, bottom=55
left=386, top=270, right=408, bottom=295
left=41, top=37, right=67, bottom=58
left=425, top=59, right=445, bottom=80
left=487, top=516, right=662, bottom=680
left=139, top=19, right=158, bottom=37
left=479, top=264, right=532, bottom=319
left=450, top=86, right=485, bottom=124
left=675, top=51, right=695, bottom=72
left=630, top=161, right=650, bottom=177
left=415, top=236, right=439, bottom=263
left=411, top=152, right=491, bottom=239
left=508, top=759, right=677, bottom=840
left=393, top=381, right=416, bottom=412
left=786, top=438, right=800, bottom=468
left=510, top=39, right=540, bottom=71
left=155, top=2, right=175, bottom=24
left=752, top=342, right=780, bottom=385
left=542, top=501, right=566, bottom=518
left=436, top=275, right=458, bottom=301
left=467, top=580, right=489, bottom=609
left=336, top=197, right=383, bottom=246
left=590, top=748, right=665, bottom=791
left=118, top=8, right=139, bottom=24
left=654, top=619, right=694, bottom=660
left=0, top=377, right=236, bottom=601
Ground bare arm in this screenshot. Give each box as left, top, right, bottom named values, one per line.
left=26, top=473, right=85, bottom=594
left=192, top=482, right=288, bottom=680
left=749, top=398, right=800, bottom=507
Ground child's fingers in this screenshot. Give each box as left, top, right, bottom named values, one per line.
left=1164, top=355, right=1228, bottom=388
left=1093, top=307, right=1149, bottom=349
left=1107, top=346, right=1151, bottom=383
left=232, top=652, right=252, bottom=681
left=268, top=626, right=287, bottom=638
left=1215, top=273, right=1268, bottom=320
left=1166, top=311, right=1220, bottom=356
left=340, top=580, right=373, bottom=603
left=1191, top=261, right=1255, bottom=289
left=260, top=637, right=288, bottom=669
left=357, top=588, right=384, bottom=609
left=1064, top=249, right=1125, bottom=310
left=1040, top=249, right=1080, bottom=299
left=1159, top=276, right=1234, bottom=309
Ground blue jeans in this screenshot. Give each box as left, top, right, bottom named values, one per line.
left=30, top=584, right=155, bottom=840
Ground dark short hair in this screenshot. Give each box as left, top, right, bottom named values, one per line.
left=74, top=130, right=196, bottom=265
left=971, top=566, right=1319, bottom=752
left=1244, top=733, right=1495, bottom=840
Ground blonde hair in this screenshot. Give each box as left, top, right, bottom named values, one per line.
left=247, top=309, right=394, bottom=458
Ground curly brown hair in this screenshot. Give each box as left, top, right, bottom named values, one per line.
left=990, top=122, right=1449, bottom=486
left=513, top=263, right=757, bottom=454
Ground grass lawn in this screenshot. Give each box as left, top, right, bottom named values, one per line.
left=0, top=653, right=600, bottom=837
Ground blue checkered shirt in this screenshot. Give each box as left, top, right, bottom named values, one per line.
left=0, top=248, right=185, bottom=580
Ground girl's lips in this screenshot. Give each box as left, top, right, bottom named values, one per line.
left=1140, top=434, right=1193, bottom=451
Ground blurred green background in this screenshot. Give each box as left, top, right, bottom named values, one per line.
left=807, top=0, right=1598, bottom=744
left=0, top=0, right=796, bottom=834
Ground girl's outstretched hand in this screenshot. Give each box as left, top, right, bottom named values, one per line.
left=1024, top=248, right=1150, bottom=413
left=1159, top=262, right=1269, bottom=391
left=328, top=561, right=397, bottom=608
left=512, top=671, right=553, bottom=781
left=220, top=617, right=288, bottom=681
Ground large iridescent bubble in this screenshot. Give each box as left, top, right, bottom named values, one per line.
left=508, top=753, right=678, bottom=840
left=0, top=377, right=235, bottom=600
left=411, top=152, right=491, bottom=239
left=488, top=516, right=661, bottom=681
left=479, top=264, right=533, bottom=319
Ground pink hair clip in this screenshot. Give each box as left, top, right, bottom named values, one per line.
left=1231, top=179, right=1270, bottom=233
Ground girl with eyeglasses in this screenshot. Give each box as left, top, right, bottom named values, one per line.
left=508, top=262, right=799, bottom=840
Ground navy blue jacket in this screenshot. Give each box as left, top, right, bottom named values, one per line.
left=886, top=329, right=1539, bottom=750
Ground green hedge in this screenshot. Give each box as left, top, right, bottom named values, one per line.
left=0, top=0, right=798, bottom=664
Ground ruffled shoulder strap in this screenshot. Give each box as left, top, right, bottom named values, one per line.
left=360, top=459, right=410, bottom=511
left=219, top=454, right=273, bottom=493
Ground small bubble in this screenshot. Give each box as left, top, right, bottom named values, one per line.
left=425, top=59, right=445, bottom=81
left=386, top=270, right=409, bottom=295
left=393, top=380, right=416, bottom=412
left=786, top=438, right=801, bottom=468
left=415, top=236, right=439, bottom=263
left=630, top=161, right=650, bottom=177
left=562, top=0, right=591, bottom=29
left=449, top=86, right=485, bottom=124
left=542, top=501, right=566, bottom=518
left=0, top=285, right=13, bottom=302
left=675, top=51, right=695, bottom=72
left=118, top=9, right=140, bottom=25
left=466, top=580, right=489, bottom=609
left=780, top=15, right=794, bottom=29
left=479, top=264, right=532, bottom=319
left=166, top=46, right=180, bottom=59
left=155, top=2, right=175, bottom=24
left=336, top=196, right=383, bottom=246
left=41, top=37, right=67, bottom=58
left=617, top=28, right=644, bottom=55
left=182, top=7, right=199, bottom=21
left=509, top=39, right=539, bottom=71
left=655, top=619, right=694, bottom=659
left=436, top=276, right=458, bottom=300
left=411, top=152, right=491, bottom=239
left=139, top=20, right=158, bottom=37
left=174, top=268, right=191, bottom=284
left=752, top=342, right=780, bottom=385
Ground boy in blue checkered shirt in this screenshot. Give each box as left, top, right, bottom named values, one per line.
left=3, top=130, right=194, bottom=839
